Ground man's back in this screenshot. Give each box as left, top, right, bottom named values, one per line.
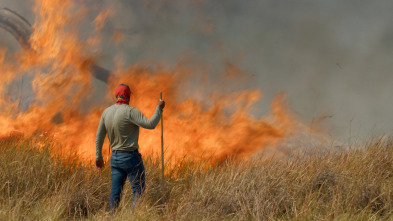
left=95, top=104, right=162, bottom=161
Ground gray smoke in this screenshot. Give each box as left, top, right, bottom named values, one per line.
left=1, top=0, right=393, bottom=143
left=98, top=0, right=393, bottom=143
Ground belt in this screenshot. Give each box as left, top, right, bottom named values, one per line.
left=113, top=149, right=138, bottom=154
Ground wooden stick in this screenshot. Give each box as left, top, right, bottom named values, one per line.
left=160, top=92, right=165, bottom=187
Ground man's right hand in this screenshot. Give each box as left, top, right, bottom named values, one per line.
left=158, top=99, right=165, bottom=109
left=96, top=160, right=104, bottom=169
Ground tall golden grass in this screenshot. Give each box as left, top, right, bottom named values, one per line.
left=1, top=136, right=393, bottom=220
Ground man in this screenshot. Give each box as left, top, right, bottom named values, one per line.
left=95, top=83, right=165, bottom=211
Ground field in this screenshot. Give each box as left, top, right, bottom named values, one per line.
left=1, top=136, right=393, bottom=220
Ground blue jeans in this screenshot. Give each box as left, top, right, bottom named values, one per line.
left=109, top=151, right=145, bottom=211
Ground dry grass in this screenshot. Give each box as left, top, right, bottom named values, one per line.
left=1, top=136, right=393, bottom=220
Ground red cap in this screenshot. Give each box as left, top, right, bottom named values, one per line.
left=115, top=84, right=131, bottom=105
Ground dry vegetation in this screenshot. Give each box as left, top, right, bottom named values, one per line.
left=1, top=136, right=393, bottom=220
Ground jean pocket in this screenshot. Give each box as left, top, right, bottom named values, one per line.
left=119, top=153, right=134, bottom=161
left=127, top=155, right=143, bottom=168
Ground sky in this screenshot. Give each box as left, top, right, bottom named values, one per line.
left=1, top=0, right=393, bottom=144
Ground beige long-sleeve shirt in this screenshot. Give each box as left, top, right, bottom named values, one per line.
left=95, top=104, right=162, bottom=161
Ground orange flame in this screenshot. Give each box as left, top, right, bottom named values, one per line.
left=0, top=0, right=304, bottom=162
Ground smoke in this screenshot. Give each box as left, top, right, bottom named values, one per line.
left=1, top=0, right=393, bottom=143
left=96, top=0, right=393, bottom=142
left=0, top=0, right=34, bottom=52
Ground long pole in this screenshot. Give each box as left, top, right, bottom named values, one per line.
left=160, top=92, right=165, bottom=188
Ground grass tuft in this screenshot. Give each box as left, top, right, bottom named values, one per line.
left=1, top=136, right=393, bottom=220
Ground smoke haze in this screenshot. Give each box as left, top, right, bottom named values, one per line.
left=1, top=0, right=393, bottom=144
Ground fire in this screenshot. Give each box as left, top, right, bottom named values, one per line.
left=0, top=0, right=304, bottom=162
